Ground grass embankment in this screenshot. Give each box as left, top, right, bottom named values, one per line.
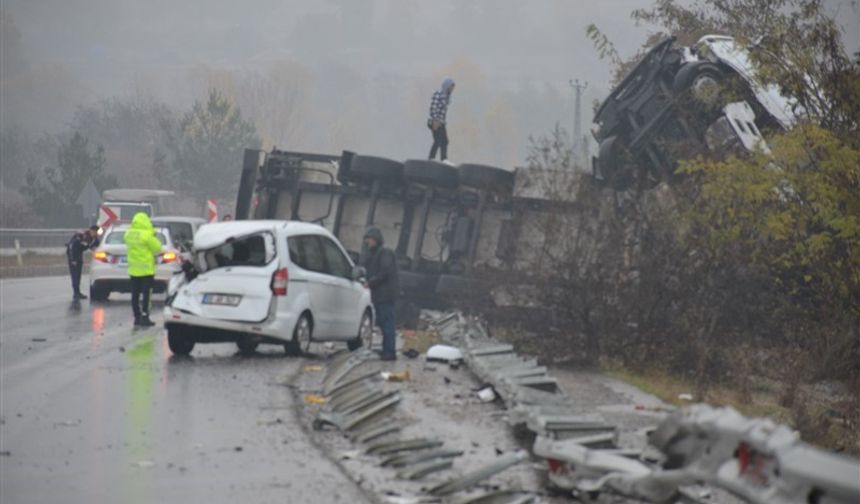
left=604, top=364, right=859, bottom=455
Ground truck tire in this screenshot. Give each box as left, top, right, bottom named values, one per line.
left=672, top=62, right=725, bottom=100
left=435, top=274, right=478, bottom=297
left=596, top=136, right=635, bottom=192
left=458, top=164, right=514, bottom=192
left=399, top=270, right=438, bottom=293
left=403, top=160, right=459, bottom=188
left=348, top=155, right=404, bottom=183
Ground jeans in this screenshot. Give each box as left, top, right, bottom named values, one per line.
left=374, top=302, right=396, bottom=357
left=68, top=259, right=83, bottom=295
left=429, top=124, right=448, bottom=161
left=130, top=275, right=154, bottom=320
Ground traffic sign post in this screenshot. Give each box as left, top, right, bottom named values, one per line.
left=207, top=199, right=218, bottom=222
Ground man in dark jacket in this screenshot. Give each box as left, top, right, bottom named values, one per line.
left=66, top=225, right=100, bottom=300
left=361, top=226, right=399, bottom=360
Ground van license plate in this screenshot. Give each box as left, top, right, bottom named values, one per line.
left=202, top=294, right=242, bottom=306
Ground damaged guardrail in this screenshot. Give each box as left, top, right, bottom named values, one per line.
left=423, top=310, right=860, bottom=504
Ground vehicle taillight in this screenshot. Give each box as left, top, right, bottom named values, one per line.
left=271, top=268, right=289, bottom=296
left=161, top=251, right=178, bottom=263
left=94, top=250, right=109, bottom=263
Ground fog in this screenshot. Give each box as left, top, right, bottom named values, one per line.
left=2, top=0, right=857, bottom=190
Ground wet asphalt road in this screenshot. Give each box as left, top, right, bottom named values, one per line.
left=0, top=276, right=370, bottom=504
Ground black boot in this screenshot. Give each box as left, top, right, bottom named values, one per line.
left=74, top=292, right=88, bottom=300
left=139, top=316, right=155, bottom=327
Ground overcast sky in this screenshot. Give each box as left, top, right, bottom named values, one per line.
left=3, top=0, right=857, bottom=164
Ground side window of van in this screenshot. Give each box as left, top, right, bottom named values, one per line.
left=320, top=237, right=351, bottom=279
left=288, top=235, right=327, bottom=274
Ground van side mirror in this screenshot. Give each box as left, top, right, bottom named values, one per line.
left=351, top=265, right=366, bottom=281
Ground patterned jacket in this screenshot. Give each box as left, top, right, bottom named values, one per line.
left=428, top=90, right=449, bottom=124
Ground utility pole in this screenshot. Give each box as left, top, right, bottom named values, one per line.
left=569, top=79, right=587, bottom=168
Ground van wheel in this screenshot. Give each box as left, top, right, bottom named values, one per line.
left=348, top=310, right=372, bottom=351
left=286, top=314, right=313, bottom=356
left=236, top=339, right=259, bottom=355
left=167, top=326, right=195, bottom=356
left=90, top=284, right=109, bottom=302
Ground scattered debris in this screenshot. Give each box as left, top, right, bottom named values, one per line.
left=366, top=438, right=443, bottom=456
left=401, top=349, right=421, bottom=359
left=304, top=364, right=323, bottom=372
left=31, top=338, right=47, bottom=342
left=303, top=394, right=327, bottom=405
left=426, top=344, right=464, bottom=364
left=428, top=450, right=529, bottom=496
left=677, top=393, right=694, bottom=401
left=339, top=449, right=362, bottom=460
left=132, top=460, right=155, bottom=469
left=396, top=458, right=453, bottom=480
left=477, top=386, right=496, bottom=403
left=381, top=448, right=464, bottom=468
left=381, top=370, right=411, bottom=382
left=118, top=346, right=125, bottom=353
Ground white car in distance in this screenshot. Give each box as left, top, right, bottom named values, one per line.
left=163, top=220, right=373, bottom=356
left=89, top=225, right=182, bottom=301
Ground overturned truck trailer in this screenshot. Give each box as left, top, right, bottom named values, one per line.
left=234, top=150, right=583, bottom=318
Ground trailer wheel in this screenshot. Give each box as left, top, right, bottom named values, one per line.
left=403, top=160, right=459, bottom=188
left=458, top=164, right=514, bottom=192
left=596, top=136, right=636, bottom=192
left=348, top=155, right=404, bottom=183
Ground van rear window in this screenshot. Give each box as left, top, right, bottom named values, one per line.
left=198, top=233, right=275, bottom=271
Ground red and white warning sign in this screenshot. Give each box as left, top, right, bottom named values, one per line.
left=207, top=199, right=219, bottom=222
left=97, top=205, right=119, bottom=230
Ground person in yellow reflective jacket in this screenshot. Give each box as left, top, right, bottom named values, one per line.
left=123, top=213, right=162, bottom=326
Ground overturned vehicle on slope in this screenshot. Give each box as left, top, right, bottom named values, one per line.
left=592, top=35, right=796, bottom=191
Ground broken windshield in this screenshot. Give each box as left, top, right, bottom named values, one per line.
left=197, top=232, right=276, bottom=272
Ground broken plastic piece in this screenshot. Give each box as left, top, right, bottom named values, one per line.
left=426, top=344, right=464, bottom=363
left=303, top=394, right=328, bottom=405
left=381, top=370, right=411, bottom=382
left=477, top=386, right=496, bottom=403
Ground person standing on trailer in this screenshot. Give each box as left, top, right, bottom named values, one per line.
left=66, top=225, right=100, bottom=300
left=428, top=77, right=455, bottom=163
left=123, top=213, right=162, bottom=327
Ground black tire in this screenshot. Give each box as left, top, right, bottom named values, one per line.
left=236, top=339, right=259, bottom=355
left=596, top=136, right=635, bottom=192
left=167, top=326, right=195, bottom=356
left=285, top=313, right=313, bottom=356
left=399, top=270, right=437, bottom=293
left=347, top=155, right=404, bottom=183
left=403, top=160, right=459, bottom=188
left=348, top=310, right=372, bottom=351
left=672, top=62, right=724, bottom=101
left=90, top=284, right=109, bottom=302
left=435, top=274, right=479, bottom=297
left=458, top=164, right=514, bottom=192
